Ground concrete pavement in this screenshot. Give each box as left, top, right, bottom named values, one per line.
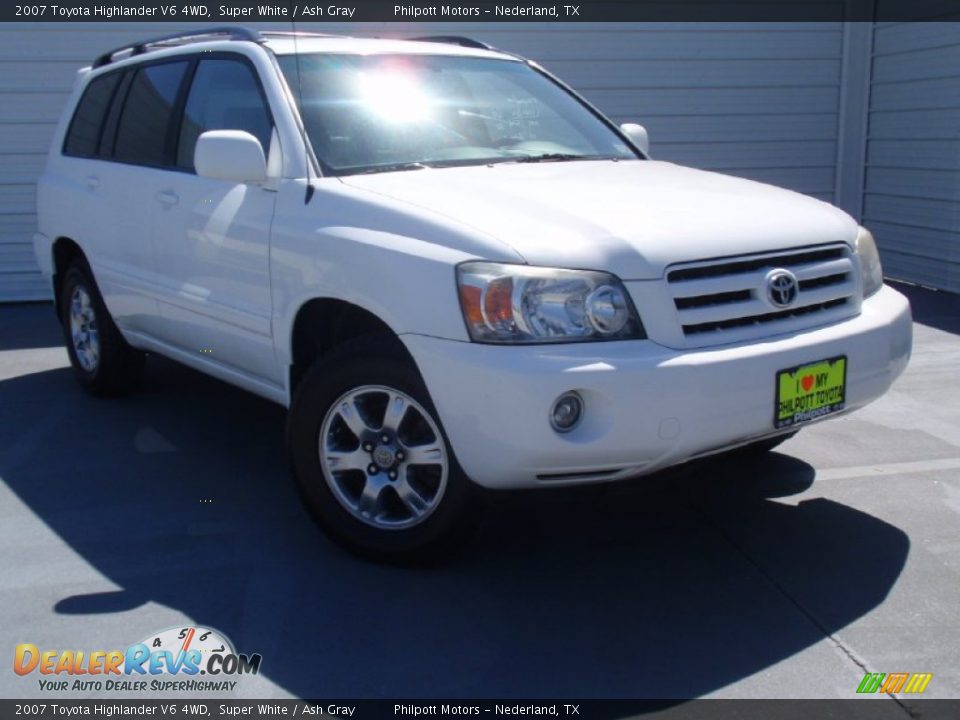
left=0, top=282, right=957, bottom=709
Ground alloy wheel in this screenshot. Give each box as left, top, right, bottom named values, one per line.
left=318, top=385, right=448, bottom=530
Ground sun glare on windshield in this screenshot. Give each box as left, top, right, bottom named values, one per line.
left=357, top=70, right=435, bottom=123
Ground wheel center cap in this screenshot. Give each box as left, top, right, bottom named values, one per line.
left=372, top=445, right=396, bottom=469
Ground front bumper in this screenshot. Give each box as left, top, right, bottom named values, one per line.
left=402, top=284, right=912, bottom=489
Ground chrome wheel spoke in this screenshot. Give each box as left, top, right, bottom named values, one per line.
left=381, top=392, right=408, bottom=433
left=403, top=442, right=444, bottom=466
left=395, top=477, right=429, bottom=518
left=335, top=398, right=371, bottom=440
left=356, top=476, right=386, bottom=519
left=325, top=447, right=369, bottom=472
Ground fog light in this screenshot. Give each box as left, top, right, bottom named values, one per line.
left=550, top=391, right=584, bottom=433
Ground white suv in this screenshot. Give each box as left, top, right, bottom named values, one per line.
left=35, top=28, right=912, bottom=559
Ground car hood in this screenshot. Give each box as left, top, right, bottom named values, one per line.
left=339, top=160, right=858, bottom=279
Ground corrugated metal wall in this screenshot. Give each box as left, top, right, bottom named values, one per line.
left=0, top=21, right=846, bottom=301
left=863, top=21, right=960, bottom=293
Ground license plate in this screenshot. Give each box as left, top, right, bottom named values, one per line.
left=775, top=356, right=847, bottom=429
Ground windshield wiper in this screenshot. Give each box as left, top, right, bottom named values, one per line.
left=508, top=153, right=614, bottom=164
left=347, top=162, right=429, bottom=176
left=344, top=154, right=615, bottom=175
left=517, top=153, right=585, bottom=163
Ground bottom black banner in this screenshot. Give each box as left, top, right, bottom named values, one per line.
left=0, top=700, right=957, bottom=720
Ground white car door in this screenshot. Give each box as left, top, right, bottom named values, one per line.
left=73, top=60, right=192, bottom=335
left=150, top=55, right=280, bottom=383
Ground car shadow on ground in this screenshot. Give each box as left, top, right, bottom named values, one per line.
left=0, top=352, right=909, bottom=699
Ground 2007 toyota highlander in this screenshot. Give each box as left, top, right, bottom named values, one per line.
left=34, top=28, right=912, bottom=559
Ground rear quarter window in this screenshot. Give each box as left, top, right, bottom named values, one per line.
left=63, top=72, right=121, bottom=157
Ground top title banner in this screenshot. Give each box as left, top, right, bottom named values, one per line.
left=1, top=0, right=950, bottom=23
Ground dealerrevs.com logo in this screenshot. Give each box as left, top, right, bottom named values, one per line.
left=14, top=626, right=262, bottom=693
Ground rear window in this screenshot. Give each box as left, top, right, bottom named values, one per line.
left=113, top=61, right=189, bottom=167
left=63, top=72, right=121, bottom=158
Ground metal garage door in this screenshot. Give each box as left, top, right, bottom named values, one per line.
left=863, top=21, right=960, bottom=293
left=0, top=21, right=844, bottom=301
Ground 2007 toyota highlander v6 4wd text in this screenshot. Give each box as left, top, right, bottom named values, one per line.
left=34, top=28, right=912, bottom=559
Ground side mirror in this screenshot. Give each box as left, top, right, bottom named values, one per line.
left=620, top=123, right=649, bottom=156
left=194, top=130, right=267, bottom=183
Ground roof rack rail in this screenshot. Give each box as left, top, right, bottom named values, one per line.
left=92, top=26, right=262, bottom=68
left=258, top=30, right=345, bottom=39
left=410, top=36, right=494, bottom=50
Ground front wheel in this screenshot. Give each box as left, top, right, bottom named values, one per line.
left=287, top=338, right=477, bottom=562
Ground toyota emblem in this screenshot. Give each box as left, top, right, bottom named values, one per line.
left=766, top=269, right=799, bottom=308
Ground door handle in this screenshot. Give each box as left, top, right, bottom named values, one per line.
left=84, top=175, right=100, bottom=191
left=155, top=190, right=179, bottom=208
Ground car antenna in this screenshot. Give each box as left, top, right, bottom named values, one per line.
left=288, top=6, right=315, bottom=204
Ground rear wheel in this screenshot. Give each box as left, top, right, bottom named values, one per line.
left=59, top=262, right=144, bottom=396
left=287, top=337, right=477, bottom=562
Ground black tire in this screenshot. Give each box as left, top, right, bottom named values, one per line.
left=287, top=336, right=478, bottom=563
left=59, top=261, right=145, bottom=396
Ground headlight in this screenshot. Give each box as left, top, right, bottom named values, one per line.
left=457, top=262, right=644, bottom=344
left=855, top=227, right=884, bottom=298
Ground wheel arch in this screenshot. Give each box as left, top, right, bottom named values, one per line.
left=287, top=297, right=415, bottom=399
left=51, top=236, right=88, bottom=322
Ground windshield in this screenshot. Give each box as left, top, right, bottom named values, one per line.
left=277, top=53, right=639, bottom=175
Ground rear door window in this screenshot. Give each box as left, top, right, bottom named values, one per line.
left=176, top=58, right=273, bottom=171
left=113, top=61, right=189, bottom=167
left=97, top=71, right=133, bottom=158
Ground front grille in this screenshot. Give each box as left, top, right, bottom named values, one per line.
left=683, top=297, right=847, bottom=335
left=666, top=244, right=859, bottom=346
left=675, top=289, right=751, bottom=310
left=668, top=247, right=845, bottom=282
